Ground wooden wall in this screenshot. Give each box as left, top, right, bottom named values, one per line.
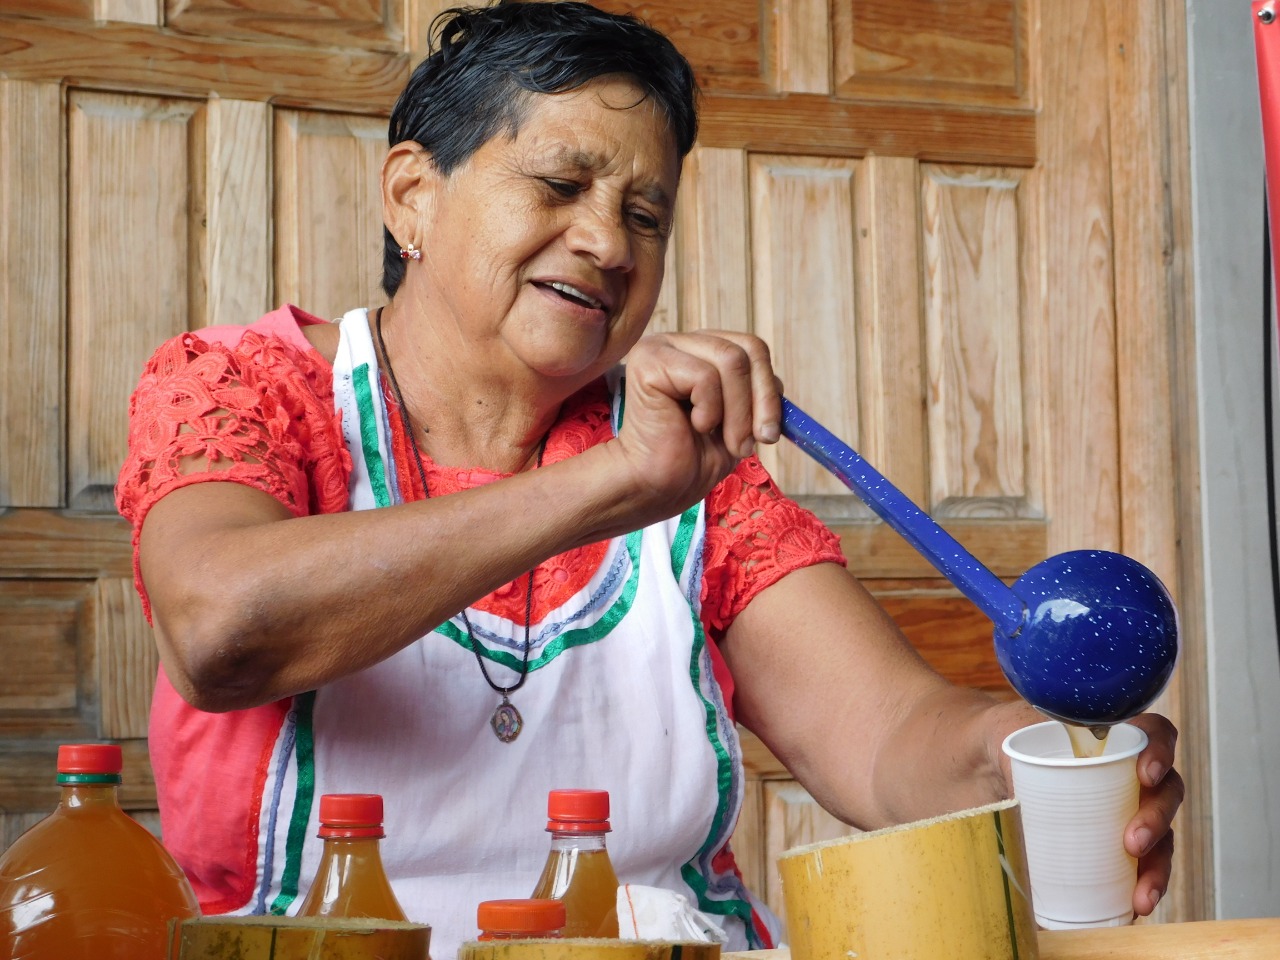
left=0, top=0, right=1206, bottom=930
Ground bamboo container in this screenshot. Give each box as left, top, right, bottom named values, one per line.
left=459, top=939, right=721, bottom=959
left=777, top=798, right=1038, bottom=960
left=171, top=915, right=431, bottom=959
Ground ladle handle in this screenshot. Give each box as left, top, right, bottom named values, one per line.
left=780, top=398, right=1026, bottom=638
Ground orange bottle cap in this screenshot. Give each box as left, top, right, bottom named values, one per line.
left=546, top=788, right=610, bottom=832
left=477, top=898, right=566, bottom=936
left=57, top=743, right=123, bottom=775
left=317, top=793, right=385, bottom=839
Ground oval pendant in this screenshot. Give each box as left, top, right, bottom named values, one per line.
left=490, top=698, right=523, bottom=743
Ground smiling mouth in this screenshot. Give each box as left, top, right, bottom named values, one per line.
left=536, top=280, right=605, bottom=311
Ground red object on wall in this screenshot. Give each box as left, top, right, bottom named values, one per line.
left=1255, top=2, right=1280, bottom=282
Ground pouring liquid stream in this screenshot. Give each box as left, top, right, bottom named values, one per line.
left=1065, top=722, right=1110, bottom=758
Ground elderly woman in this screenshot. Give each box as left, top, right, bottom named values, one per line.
left=116, top=2, right=1182, bottom=956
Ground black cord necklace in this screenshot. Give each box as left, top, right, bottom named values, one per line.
left=373, top=307, right=544, bottom=743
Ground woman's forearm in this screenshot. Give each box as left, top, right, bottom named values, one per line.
left=865, top=688, right=1037, bottom=826
left=140, top=441, right=665, bottom=712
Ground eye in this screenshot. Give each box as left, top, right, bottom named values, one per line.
left=543, top=178, right=582, bottom=198
left=628, top=207, right=669, bottom=237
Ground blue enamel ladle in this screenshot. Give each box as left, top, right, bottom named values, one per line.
left=781, top=398, right=1178, bottom=729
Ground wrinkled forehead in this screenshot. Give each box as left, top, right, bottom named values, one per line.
left=505, top=80, right=681, bottom=188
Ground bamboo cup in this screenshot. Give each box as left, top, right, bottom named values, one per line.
left=777, top=799, right=1039, bottom=960
left=171, top=915, right=431, bottom=959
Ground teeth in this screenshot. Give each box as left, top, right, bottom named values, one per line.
left=548, top=281, right=603, bottom=309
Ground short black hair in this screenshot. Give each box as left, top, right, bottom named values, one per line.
left=381, top=0, right=699, bottom=298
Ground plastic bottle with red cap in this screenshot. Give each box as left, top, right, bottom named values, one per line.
left=296, top=793, right=412, bottom=923
left=529, top=788, right=621, bottom=938
left=476, top=898, right=566, bottom=940
left=0, top=743, right=200, bottom=958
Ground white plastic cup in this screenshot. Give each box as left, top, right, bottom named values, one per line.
left=1001, top=720, right=1148, bottom=930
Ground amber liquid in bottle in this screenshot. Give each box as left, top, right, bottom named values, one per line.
left=531, top=833, right=620, bottom=938
left=297, top=795, right=409, bottom=923
left=296, top=835, right=408, bottom=920
left=0, top=768, right=200, bottom=958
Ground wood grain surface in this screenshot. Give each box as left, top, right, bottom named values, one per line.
left=723, top=918, right=1280, bottom=959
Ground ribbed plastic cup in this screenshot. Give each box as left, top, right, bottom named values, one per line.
left=1001, top=720, right=1147, bottom=930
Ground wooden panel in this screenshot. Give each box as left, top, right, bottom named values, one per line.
left=597, top=0, right=766, bottom=94
left=95, top=577, right=157, bottom=740
left=207, top=97, right=272, bottom=326
left=1039, top=0, right=1120, bottom=555
left=166, top=0, right=403, bottom=53
left=740, top=728, right=789, bottom=781
left=0, top=18, right=407, bottom=114
left=0, top=80, right=64, bottom=508
left=99, top=0, right=160, bottom=25
left=852, top=155, right=926, bottom=503
left=0, top=581, right=90, bottom=715
left=647, top=221, right=681, bottom=335
left=274, top=109, right=387, bottom=320
left=0, top=510, right=133, bottom=579
left=676, top=146, right=750, bottom=334
left=828, top=516, right=1047, bottom=583
left=750, top=156, right=862, bottom=509
left=1105, top=0, right=1202, bottom=924
left=698, top=94, right=1036, bottom=168
left=878, top=593, right=1016, bottom=696
left=833, top=0, right=1030, bottom=107
left=2, top=0, right=93, bottom=17
left=1153, top=0, right=1211, bottom=925
left=921, top=164, right=1039, bottom=518
left=405, top=0, right=455, bottom=60
left=772, top=0, right=831, bottom=95
left=67, top=91, right=203, bottom=511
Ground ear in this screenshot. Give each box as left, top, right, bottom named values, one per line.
left=381, top=142, right=438, bottom=248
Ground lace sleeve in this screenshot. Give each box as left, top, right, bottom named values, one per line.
left=701, top=455, right=846, bottom=639
left=115, top=330, right=351, bottom=618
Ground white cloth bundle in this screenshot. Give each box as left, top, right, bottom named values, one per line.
left=615, top=884, right=730, bottom=943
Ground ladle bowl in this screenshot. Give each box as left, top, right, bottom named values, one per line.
left=780, top=398, right=1179, bottom=728
left=1002, top=550, right=1178, bottom=726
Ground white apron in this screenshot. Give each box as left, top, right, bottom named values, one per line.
left=243, top=309, right=778, bottom=957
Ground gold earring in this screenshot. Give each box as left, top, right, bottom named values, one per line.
left=399, top=242, right=422, bottom=261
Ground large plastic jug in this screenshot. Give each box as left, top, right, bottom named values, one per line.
left=0, top=743, right=200, bottom=958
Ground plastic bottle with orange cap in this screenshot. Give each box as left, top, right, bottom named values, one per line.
left=297, top=793, right=410, bottom=922
left=476, top=897, right=566, bottom=940
left=0, top=743, right=200, bottom=958
left=530, top=788, right=621, bottom=938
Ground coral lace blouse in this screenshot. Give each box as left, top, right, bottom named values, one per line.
left=116, top=304, right=846, bottom=693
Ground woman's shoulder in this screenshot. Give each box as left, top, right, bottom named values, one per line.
left=195, top=303, right=331, bottom=354
left=137, top=304, right=337, bottom=402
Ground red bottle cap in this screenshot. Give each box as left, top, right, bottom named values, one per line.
left=477, top=898, right=566, bottom=937
left=546, top=788, right=611, bottom=833
left=317, top=793, right=385, bottom=839
left=57, top=744, right=123, bottom=774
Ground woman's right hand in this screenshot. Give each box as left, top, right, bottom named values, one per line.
left=607, top=330, right=784, bottom=515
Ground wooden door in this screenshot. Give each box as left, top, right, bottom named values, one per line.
left=0, top=0, right=1205, bottom=929
left=0, top=0, right=415, bottom=842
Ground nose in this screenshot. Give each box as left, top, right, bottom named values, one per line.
left=565, top=203, right=634, bottom=272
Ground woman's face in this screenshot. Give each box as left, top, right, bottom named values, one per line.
left=411, top=76, right=681, bottom=386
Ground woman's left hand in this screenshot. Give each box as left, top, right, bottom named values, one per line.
left=1123, top=712, right=1183, bottom=915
